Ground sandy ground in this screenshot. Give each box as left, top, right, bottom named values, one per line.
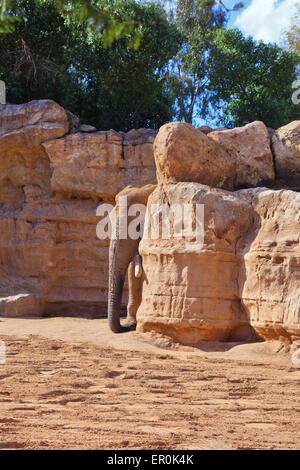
left=0, top=317, right=299, bottom=450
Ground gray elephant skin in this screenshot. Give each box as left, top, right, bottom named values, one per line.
left=108, top=184, right=156, bottom=333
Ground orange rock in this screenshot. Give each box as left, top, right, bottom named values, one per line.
left=271, top=121, right=300, bottom=185
left=0, top=101, right=157, bottom=317
left=154, top=122, right=235, bottom=190
left=208, top=121, right=275, bottom=188
left=0, top=100, right=69, bottom=201
left=137, top=183, right=255, bottom=343
left=239, top=187, right=300, bottom=342
left=0, top=294, right=42, bottom=317
left=43, top=129, right=156, bottom=202
left=0, top=99, right=298, bottom=343
left=137, top=184, right=300, bottom=344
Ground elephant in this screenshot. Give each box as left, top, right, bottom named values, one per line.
left=108, top=184, right=156, bottom=333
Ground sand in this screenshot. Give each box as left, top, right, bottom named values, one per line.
left=0, top=317, right=299, bottom=450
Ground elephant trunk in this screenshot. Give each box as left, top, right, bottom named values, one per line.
left=108, top=238, right=138, bottom=333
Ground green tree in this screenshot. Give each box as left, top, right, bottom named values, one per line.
left=207, top=28, right=300, bottom=129
left=0, top=0, right=182, bottom=130
left=0, top=0, right=142, bottom=47
left=284, top=2, right=300, bottom=56
left=0, top=0, right=78, bottom=102
left=155, top=0, right=243, bottom=124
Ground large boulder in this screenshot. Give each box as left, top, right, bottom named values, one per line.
left=0, top=100, right=70, bottom=203
left=0, top=99, right=70, bottom=134
left=271, top=121, right=300, bottom=185
left=137, top=184, right=300, bottom=344
left=154, top=122, right=235, bottom=190
left=137, top=183, right=255, bottom=344
left=0, top=99, right=70, bottom=154
left=208, top=121, right=275, bottom=188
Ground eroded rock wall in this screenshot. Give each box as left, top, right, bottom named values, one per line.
left=137, top=184, right=256, bottom=343
left=0, top=100, right=157, bottom=316
left=239, top=188, right=300, bottom=342
left=0, top=100, right=299, bottom=344
left=137, top=184, right=300, bottom=344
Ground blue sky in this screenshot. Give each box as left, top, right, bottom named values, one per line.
left=200, top=0, right=298, bottom=125
left=226, top=0, right=298, bottom=44
left=153, top=0, right=298, bottom=126
left=157, top=0, right=297, bottom=44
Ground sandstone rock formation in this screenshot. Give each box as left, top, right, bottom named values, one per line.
left=208, top=121, right=275, bottom=188
left=198, top=125, right=227, bottom=135
left=137, top=184, right=300, bottom=344
left=43, top=128, right=156, bottom=202
left=0, top=100, right=157, bottom=317
left=0, top=99, right=69, bottom=203
left=137, top=183, right=254, bottom=343
left=154, top=122, right=235, bottom=190
left=271, top=121, right=300, bottom=185
left=0, top=99, right=299, bottom=345
left=239, top=188, right=300, bottom=343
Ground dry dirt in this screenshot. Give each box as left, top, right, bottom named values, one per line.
left=0, top=317, right=299, bottom=450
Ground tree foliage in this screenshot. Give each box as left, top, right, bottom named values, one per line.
left=207, top=29, right=300, bottom=129
left=0, top=0, right=143, bottom=47
left=284, top=2, right=300, bottom=56
left=168, top=0, right=226, bottom=123
left=0, top=0, right=182, bottom=130
left=155, top=0, right=244, bottom=124
left=1, top=0, right=298, bottom=132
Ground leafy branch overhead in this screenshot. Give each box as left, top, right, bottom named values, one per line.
left=0, top=0, right=22, bottom=32
left=0, top=0, right=143, bottom=47
left=0, top=0, right=182, bottom=130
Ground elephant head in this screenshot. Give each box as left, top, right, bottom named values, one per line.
left=108, top=184, right=156, bottom=333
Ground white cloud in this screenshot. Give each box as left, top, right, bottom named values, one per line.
left=234, top=0, right=298, bottom=44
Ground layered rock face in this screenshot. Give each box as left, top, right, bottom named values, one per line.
left=239, top=188, right=300, bottom=342
left=271, top=121, right=300, bottom=185
left=137, top=184, right=255, bottom=343
left=137, top=185, right=300, bottom=344
left=43, top=128, right=156, bottom=202
left=0, top=99, right=299, bottom=343
left=137, top=121, right=299, bottom=344
left=0, top=100, right=156, bottom=316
